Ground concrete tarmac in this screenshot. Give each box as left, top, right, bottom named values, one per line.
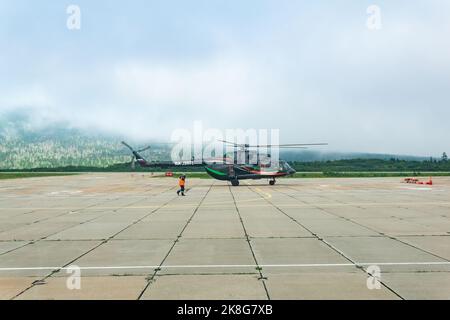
left=0, top=173, right=449, bottom=300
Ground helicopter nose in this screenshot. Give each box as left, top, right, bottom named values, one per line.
left=289, top=168, right=296, bottom=175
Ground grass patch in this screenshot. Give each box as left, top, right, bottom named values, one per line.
left=161, top=171, right=450, bottom=179
left=0, top=172, right=78, bottom=180
left=160, top=172, right=210, bottom=179
left=292, top=172, right=450, bottom=178
left=2, top=171, right=449, bottom=180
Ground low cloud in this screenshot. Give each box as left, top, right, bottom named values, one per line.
left=1, top=1, right=449, bottom=156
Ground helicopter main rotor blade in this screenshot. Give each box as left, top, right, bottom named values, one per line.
left=253, top=143, right=328, bottom=147
left=217, top=140, right=247, bottom=147
left=137, top=146, right=151, bottom=152
left=266, top=146, right=308, bottom=149
left=218, top=140, right=328, bottom=148
left=121, top=141, right=134, bottom=151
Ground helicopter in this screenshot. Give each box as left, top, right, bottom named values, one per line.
left=121, top=141, right=327, bottom=186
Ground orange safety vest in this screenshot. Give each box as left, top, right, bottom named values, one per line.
left=179, top=178, right=185, bottom=187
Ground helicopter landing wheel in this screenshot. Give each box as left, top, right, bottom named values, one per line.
left=269, top=179, right=276, bottom=186
left=231, top=179, right=240, bottom=186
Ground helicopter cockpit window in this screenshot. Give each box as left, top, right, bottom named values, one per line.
left=278, top=161, right=293, bottom=171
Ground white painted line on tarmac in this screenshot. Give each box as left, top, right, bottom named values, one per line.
left=1, top=261, right=449, bottom=271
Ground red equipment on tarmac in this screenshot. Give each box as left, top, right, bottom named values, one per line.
left=403, top=177, right=433, bottom=185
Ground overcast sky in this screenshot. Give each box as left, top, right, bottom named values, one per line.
left=1, top=1, right=449, bottom=156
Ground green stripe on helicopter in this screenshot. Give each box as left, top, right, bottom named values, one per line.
left=205, top=167, right=227, bottom=176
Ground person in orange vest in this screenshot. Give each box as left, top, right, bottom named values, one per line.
left=177, top=174, right=186, bottom=196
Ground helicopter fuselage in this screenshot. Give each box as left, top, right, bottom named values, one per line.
left=122, top=141, right=304, bottom=186
left=204, top=161, right=296, bottom=183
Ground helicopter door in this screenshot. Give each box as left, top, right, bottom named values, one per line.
left=228, top=165, right=235, bottom=178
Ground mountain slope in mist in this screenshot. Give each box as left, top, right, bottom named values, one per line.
left=0, top=109, right=429, bottom=170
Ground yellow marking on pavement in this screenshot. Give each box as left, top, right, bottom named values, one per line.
left=253, top=187, right=272, bottom=200
left=243, top=181, right=272, bottom=200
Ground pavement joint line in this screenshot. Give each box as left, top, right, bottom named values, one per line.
left=253, top=185, right=406, bottom=299
left=232, top=184, right=271, bottom=299
left=9, top=184, right=179, bottom=299
left=136, top=183, right=213, bottom=300
left=0, top=195, right=130, bottom=257
left=1, top=184, right=176, bottom=244
left=315, top=203, right=450, bottom=264
left=2, top=261, right=450, bottom=271
left=2, top=176, right=450, bottom=299
left=278, top=187, right=411, bottom=298
left=282, top=185, right=450, bottom=295
left=2, top=190, right=134, bottom=241
left=330, top=185, right=440, bottom=220
left=279, top=186, right=450, bottom=263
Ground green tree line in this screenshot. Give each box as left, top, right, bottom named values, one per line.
left=2, top=156, right=449, bottom=173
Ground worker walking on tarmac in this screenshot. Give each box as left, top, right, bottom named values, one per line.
left=177, top=174, right=186, bottom=196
